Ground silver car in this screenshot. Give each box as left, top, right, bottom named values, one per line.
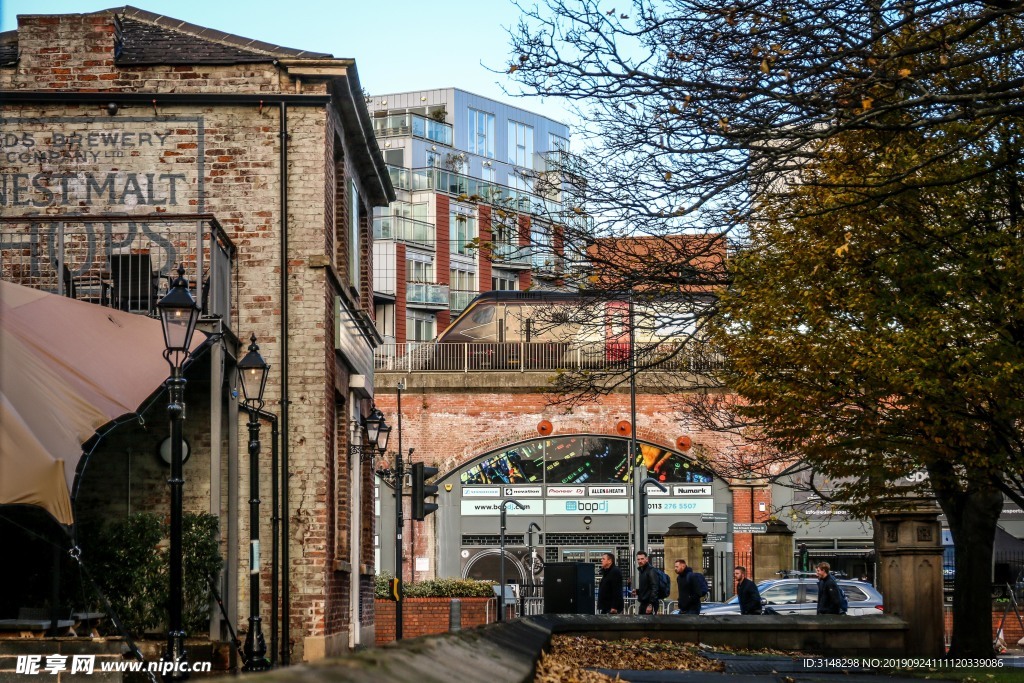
left=700, top=578, right=884, bottom=616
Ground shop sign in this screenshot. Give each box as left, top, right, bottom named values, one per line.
left=546, top=499, right=629, bottom=515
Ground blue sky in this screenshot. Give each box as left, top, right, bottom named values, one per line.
left=1, top=0, right=569, bottom=122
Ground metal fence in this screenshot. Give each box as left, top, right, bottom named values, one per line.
left=374, top=341, right=725, bottom=373
left=0, top=214, right=235, bottom=326
left=943, top=550, right=1024, bottom=597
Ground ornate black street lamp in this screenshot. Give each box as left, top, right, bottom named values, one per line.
left=238, top=334, right=271, bottom=672
left=349, top=404, right=391, bottom=470
left=156, top=265, right=200, bottom=681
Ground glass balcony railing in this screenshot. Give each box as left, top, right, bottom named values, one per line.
left=374, top=214, right=435, bottom=246
left=491, top=241, right=532, bottom=266
left=387, top=164, right=411, bottom=191
left=407, top=282, right=449, bottom=306
left=409, top=167, right=562, bottom=217
left=449, top=289, right=477, bottom=313
left=374, top=114, right=453, bottom=146
left=532, top=252, right=565, bottom=274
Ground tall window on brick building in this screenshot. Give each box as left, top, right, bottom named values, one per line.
left=349, top=179, right=361, bottom=289
left=407, top=311, right=435, bottom=344
left=449, top=268, right=477, bottom=312
left=450, top=212, right=477, bottom=256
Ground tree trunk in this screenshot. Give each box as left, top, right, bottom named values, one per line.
left=939, top=485, right=1003, bottom=658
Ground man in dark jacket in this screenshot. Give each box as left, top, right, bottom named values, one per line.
left=635, top=551, right=659, bottom=614
left=673, top=559, right=701, bottom=614
left=734, top=566, right=762, bottom=615
left=598, top=552, right=624, bottom=614
left=815, top=562, right=843, bottom=614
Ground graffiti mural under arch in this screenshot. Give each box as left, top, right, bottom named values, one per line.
left=453, top=434, right=713, bottom=487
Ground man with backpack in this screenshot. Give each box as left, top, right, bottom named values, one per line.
left=634, top=551, right=661, bottom=614
left=815, top=562, right=846, bottom=614
left=673, top=559, right=703, bottom=614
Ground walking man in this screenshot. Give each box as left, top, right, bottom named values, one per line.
left=598, top=552, right=624, bottom=614
left=635, top=551, right=659, bottom=614
left=815, top=562, right=843, bottom=614
left=734, top=566, right=762, bottom=615
left=673, top=559, right=701, bottom=614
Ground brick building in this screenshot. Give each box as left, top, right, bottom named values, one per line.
left=1, top=7, right=392, bottom=661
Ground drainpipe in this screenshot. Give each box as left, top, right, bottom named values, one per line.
left=250, top=408, right=280, bottom=667
left=279, top=101, right=291, bottom=666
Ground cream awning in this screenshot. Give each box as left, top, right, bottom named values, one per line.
left=0, top=280, right=202, bottom=525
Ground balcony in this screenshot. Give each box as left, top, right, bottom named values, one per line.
left=407, top=168, right=562, bottom=218
left=387, top=164, right=411, bottom=192
left=490, top=241, right=532, bottom=269
left=449, top=289, right=477, bottom=313
left=373, top=341, right=725, bottom=373
left=406, top=281, right=449, bottom=308
left=374, top=214, right=435, bottom=246
left=373, top=113, right=453, bottom=146
left=0, top=213, right=235, bottom=329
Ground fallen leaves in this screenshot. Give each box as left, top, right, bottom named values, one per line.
left=535, top=635, right=726, bottom=679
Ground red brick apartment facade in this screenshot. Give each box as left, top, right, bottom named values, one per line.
left=1, top=7, right=392, bottom=661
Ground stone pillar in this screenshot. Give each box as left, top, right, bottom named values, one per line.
left=873, top=502, right=944, bottom=657
left=663, top=522, right=704, bottom=602
left=753, top=520, right=795, bottom=583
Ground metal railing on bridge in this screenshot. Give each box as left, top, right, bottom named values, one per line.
left=0, top=213, right=235, bottom=328
left=374, top=341, right=725, bottom=374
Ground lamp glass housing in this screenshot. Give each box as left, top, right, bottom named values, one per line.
left=157, top=270, right=199, bottom=355
left=237, top=337, right=270, bottom=404
left=377, top=421, right=392, bottom=454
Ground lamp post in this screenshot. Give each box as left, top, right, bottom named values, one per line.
left=637, top=477, right=668, bottom=557
left=156, top=265, right=200, bottom=681
left=238, top=334, right=271, bottom=672
left=498, top=498, right=525, bottom=621
left=627, top=291, right=643, bottom=592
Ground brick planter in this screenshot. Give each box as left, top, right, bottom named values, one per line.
left=374, top=597, right=495, bottom=645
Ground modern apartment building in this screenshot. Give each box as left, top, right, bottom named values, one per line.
left=368, top=89, right=571, bottom=346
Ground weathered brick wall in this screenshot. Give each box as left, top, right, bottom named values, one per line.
left=373, top=597, right=495, bottom=645
left=2, top=10, right=380, bottom=663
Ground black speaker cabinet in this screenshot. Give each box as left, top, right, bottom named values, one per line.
left=543, top=562, right=595, bottom=614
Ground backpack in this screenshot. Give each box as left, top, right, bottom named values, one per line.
left=837, top=584, right=848, bottom=614
left=655, top=567, right=672, bottom=599
left=692, top=571, right=710, bottom=598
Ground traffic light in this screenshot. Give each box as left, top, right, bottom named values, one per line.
left=411, top=462, right=438, bottom=521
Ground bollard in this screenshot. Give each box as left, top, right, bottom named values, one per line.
left=449, top=598, right=462, bottom=632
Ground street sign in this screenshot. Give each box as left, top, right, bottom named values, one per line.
left=706, top=533, right=727, bottom=543
left=732, top=523, right=768, bottom=534
left=701, top=512, right=728, bottom=523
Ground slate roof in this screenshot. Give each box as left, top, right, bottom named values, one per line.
left=0, top=5, right=334, bottom=67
